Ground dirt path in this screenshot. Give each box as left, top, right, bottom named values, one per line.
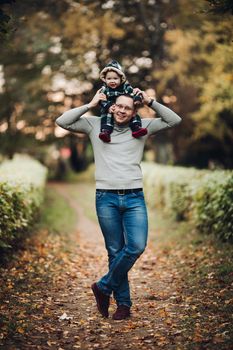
left=52, top=183, right=103, bottom=244
left=0, top=182, right=231, bottom=350
left=43, top=183, right=190, bottom=349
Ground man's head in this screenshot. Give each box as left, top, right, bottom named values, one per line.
left=112, top=95, right=136, bottom=126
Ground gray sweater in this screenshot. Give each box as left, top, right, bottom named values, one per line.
left=56, top=101, right=181, bottom=189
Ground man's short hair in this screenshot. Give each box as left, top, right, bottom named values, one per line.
left=115, top=94, right=134, bottom=101
left=115, top=94, right=136, bottom=109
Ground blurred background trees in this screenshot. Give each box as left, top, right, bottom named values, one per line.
left=0, top=0, right=232, bottom=172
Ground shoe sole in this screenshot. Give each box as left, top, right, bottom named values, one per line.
left=112, top=314, right=131, bottom=320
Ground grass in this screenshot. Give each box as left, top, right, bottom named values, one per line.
left=0, top=186, right=78, bottom=265
left=148, top=206, right=194, bottom=248
left=35, top=186, right=77, bottom=236
left=64, top=182, right=98, bottom=223
left=64, top=163, right=95, bottom=183
left=51, top=163, right=98, bottom=222
left=1, top=184, right=79, bottom=283
left=149, top=206, right=233, bottom=281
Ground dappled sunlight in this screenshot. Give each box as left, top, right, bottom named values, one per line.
left=0, top=0, right=232, bottom=348
left=0, top=0, right=232, bottom=167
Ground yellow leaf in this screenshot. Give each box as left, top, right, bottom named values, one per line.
left=158, top=308, right=167, bottom=317
left=17, top=327, right=25, bottom=334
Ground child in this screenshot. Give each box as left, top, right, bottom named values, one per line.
left=99, top=60, right=148, bottom=143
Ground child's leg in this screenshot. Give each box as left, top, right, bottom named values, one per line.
left=129, top=114, right=148, bottom=138
left=129, top=114, right=141, bottom=131
left=99, top=113, right=114, bottom=142
left=101, top=113, right=114, bottom=133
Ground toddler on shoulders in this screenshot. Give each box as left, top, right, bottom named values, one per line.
left=98, top=60, right=148, bottom=143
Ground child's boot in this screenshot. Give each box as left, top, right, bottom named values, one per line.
left=99, top=130, right=111, bottom=143
left=132, top=126, right=148, bottom=138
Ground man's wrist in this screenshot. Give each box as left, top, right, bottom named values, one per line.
left=87, top=103, right=93, bottom=109
left=147, top=98, right=154, bottom=107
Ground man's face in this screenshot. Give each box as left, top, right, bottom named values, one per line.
left=113, top=96, right=135, bottom=126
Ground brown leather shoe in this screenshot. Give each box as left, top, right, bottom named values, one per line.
left=112, top=305, right=131, bottom=320
left=91, top=283, right=110, bottom=318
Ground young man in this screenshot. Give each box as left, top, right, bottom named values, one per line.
left=55, top=89, right=182, bottom=320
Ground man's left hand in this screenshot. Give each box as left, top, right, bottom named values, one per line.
left=133, top=88, right=153, bottom=106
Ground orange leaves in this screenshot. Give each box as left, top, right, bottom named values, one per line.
left=0, top=182, right=232, bottom=349
left=16, top=327, right=25, bottom=334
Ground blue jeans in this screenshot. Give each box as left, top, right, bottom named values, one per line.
left=95, top=190, right=148, bottom=307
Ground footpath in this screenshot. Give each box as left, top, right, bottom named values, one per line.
left=0, top=182, right=232, bottom=350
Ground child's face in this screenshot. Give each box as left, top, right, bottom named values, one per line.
left=104, top=71, right=121, bottom=89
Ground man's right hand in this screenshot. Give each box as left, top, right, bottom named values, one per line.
left=87, top=89, right=107, bottom=109
left=108, top=104, right=116, bottom=114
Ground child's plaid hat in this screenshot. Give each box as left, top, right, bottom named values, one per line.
left=100, top=60, right=126, bottom=82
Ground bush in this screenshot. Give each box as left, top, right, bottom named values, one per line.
left=0, top=154, right=48, bottom=249
left=142, top=162, right=233, bottom=242
left=192, top=172, right=233, bottom=241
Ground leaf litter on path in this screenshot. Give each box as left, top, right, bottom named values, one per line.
left=0, top=182, right=232, bottom=350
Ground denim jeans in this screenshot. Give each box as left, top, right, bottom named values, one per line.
left=95, top=190, right=148, bottom=307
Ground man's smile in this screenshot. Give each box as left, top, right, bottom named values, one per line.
left=117, top=113, right=125, bottom=118
left=116, top=113, right=127, bottom=120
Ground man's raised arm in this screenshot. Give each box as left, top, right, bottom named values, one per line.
left=55, top=89, right=106, bottom=133
left=134, top=89, right=182, bottom=134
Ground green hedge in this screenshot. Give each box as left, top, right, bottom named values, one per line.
left=0, top=154, right=48, bottom=249
left=142, top=162, right=233, bottom=242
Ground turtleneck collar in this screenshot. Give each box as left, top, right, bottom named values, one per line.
left=114, top=123, right=130, bottom=131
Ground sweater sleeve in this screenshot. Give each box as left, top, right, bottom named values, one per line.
left=55, top=104, right=93, bottom=134
left=146, top=101, right=182, bottom=135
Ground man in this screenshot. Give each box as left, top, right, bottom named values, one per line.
left=56, top=89, right=181, bottom=320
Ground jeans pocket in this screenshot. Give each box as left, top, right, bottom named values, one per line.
left=96, top=190, right=105, bottom=200
left=132, top=191, right=144, bottom=198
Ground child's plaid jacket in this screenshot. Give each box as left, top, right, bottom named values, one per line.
left=100, top=82, right=141, bottom=114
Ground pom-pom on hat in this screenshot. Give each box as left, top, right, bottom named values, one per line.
left=100, top=60, right=126, bottom=83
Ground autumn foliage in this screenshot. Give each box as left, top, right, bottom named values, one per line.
left=0, top=0, right=232, bottom=168
left=142, top=162, right=233, bottom=242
